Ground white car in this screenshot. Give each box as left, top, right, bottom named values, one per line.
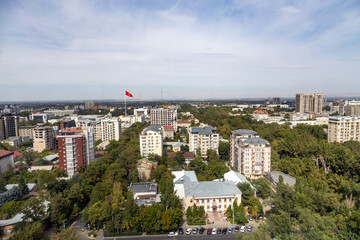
left=168, top=232, right=178, bottom=237
left=240, top=226, right=246, bottom=233
left=212, top=228, right=217, bottom=234
left=186, top=228, right=192, bottom=235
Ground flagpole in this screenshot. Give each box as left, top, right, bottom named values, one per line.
left=125, top=92, right=127, bottom=117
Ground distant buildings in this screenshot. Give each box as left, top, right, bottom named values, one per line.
left=189, top=126, right=219, bottom=157
left=33, top=126, right=55, bottom=152
left=84, top=101, right=95, bottom=110
left=57, top=128, right=95, bottom=177
left=19, top=126, right=35, bottom=139
left=295, top=93, right=323, bottom=114
left=0, top=115, right=19, bottom=140
left=328, top=116, right=360, bottom=143
left=150, top=108, right=177, bottom=129
left=139, top=125, right=163, bottom=157
left=0, top=149, right=14, bottom=173
left=230, top=129, right=271, bottom=178
left=252, top=110, right=269, bottom=121
left=29, top=113, right=53, bottom=123
left=345, top=105, right=360, bottom=116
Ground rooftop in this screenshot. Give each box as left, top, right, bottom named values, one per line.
left=185, top=181, right=242, bottom=198
left=231, top=129, right=258, bottom=136
left=143, top=125, right=163, bottom=134
left=163, top=126, right=174, bottom=130
left=172, top=170, right=198, bottom=183
left=0, top=149, right=13, bottom=159
left=270, top=171, right=296, bottom=187
left=191, top=126, right=217, bottom=135
left=241, top=137, right=269, bottom=144
left=129, top=182, right=157, bottom=193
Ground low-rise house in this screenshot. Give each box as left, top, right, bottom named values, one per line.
left=136, top=158, right=158, bottom=180
left=43, top=154, right=59, bottom=163
left=0, top=150, right=14, bottom=173
left=252, top=110, right=269, bottom=120
left=28, top=165, right=54, bottom=172
left=162, top=126, right=175, bottom=139
left=172, top=142, right=183, bottom=152
left=129, top=182, right=160, bottom=206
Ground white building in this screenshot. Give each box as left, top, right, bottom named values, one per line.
left=139, top=125, right=163, bottom=157
left=328, top=116, right=360, bottom=143
left=189, top=126, right=219, bottom=157
left=81, top=126, right=95, bottom=164
left=134, top=108, right=149, bottom=116
left=100, top=118, right=122, bottom=142
left=0, top=150, right=14, bottom=173
left=150, top=108, right=177, bottom=129
left=33, top=126, right=55, bottom=152
left=120, top=115, right=145, bottom=129
left=29, top=113, right=54, bottom=123
left=230, top=129, right=271, bottom=178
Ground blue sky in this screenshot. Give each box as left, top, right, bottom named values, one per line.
left=0, top=0, right=359, bottom=101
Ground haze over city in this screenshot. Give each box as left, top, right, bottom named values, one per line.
left=0, top=0, right=360, bottom=101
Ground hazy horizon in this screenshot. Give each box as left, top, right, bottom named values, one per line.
left=1, top=0, right=360, bottom=101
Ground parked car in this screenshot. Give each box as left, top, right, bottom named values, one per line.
left=240, top=226, right=246, bottom=232
left=222, top=227, right=227, bottom=234
left=249, top=217, right=254, bottom=221
left=178, top=228, right=184, bottom=235
left=217, top=228, right=222, bottom=234
left=192, top=228, right=198, bottom=234
left=228, top=227, right=233, bottom=234
left=235, top=226, right=240, bottom=232
left=247, top=225, right=253, bottom=232
left=186, top=228, right=192, bottom=235
left=212, top=228, right=217, bottom=234
left=199, top=227, right=205, bottom=234
left=168, top=232, right=178, bottom=237
left=207, top=228, right=212, bottom=235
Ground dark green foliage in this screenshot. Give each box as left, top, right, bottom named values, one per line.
left=251, top=177, right=272, bottom=198
left=237, top=183, right=255, bottom=206
left=0, top=186, right=23, bottom=208
left=186, top=204, right=206, bottom=225
left=18, top=176, right=29, bottom=195
left=226, top=199, right=248, bottom=224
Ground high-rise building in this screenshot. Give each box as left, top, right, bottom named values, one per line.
left=295, top=93, right=323, bottom=114
left=19, top=126, right=36, bottom=139
left=150, top=108, right=177, bottom=129
left=273, top=97, right=281, bottom=104
left=189, top=126, right=219, bottom=157
left=328, top=116, right=360, bottom=143
left=230, top=129, right=271, bottom=178
left=58, top=120, right=76, bottom=130
left=81, top=127, right=95, bottom=165
left=84, top=101, right=95, bottom=110
left=33, top=126, right=55, bottom=152
left=57, top=129, right=89, bottom=177
left=0, top=115, right=19, bottom=140
left=139, top=125, right=163, bottom=157
left=99, top=119, right=122, bottom=142
left=344, top=105, right=360, bottom=116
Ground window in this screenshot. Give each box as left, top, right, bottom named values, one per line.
left=190, top=199, right=193, bottom=203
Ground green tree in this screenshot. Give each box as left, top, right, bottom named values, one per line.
left=21, top=198, right=46, bottom=222
left=237, top=183, right=255, bottom=205
left=18, top=176, right=29, bottom=196
left=13, top=221, right=48, bottom=240
left=50, top=228, right=80, bottom=240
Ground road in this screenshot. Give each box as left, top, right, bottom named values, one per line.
left=104, top=234, right=239, bottom=240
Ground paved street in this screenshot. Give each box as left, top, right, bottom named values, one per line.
left=104, top=233, right=246, bottom=240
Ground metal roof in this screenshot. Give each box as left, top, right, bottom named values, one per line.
left=185, top=181, right=242, bottom=198
left=241, top=137, right=269, bottom=144
left=172, top=170, right=198, bottom=183
left=191, top=126, right=217, bottom=135
left=231, top=129, right=258, bottom=136
left=144, top=125, right=163, bottom=134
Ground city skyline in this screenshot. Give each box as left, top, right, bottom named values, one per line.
left=1, top=0, right=360, bottom=101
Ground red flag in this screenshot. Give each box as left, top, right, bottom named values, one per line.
left=125, top=91, right=133, bottom=97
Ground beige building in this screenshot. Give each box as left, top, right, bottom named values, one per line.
left=139, top=125, right=163, bottom=157
left=328, top=116, right=360, bottom=143
left=295, top=93, right=323, bottom=114
left=345, top=105, right=360, bottom=116
left=230, top=129, right=271, bottom=178
left=0, top=115, right=19, bottom=140
left=19, top=126, right=36, bottom=139
left=33, top=126, right=55, bottom=152
left=150, top=108, right=177, bottom=129
left=189, top=126, right=219, bottom=157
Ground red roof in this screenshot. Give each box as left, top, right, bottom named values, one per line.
left=253, top=110, right=269, bottom=114
left=60, top=128, right=83, bottom=133
left=53, top=164, right=60, bottom=169
left=13, top=151, right=22, bottom=158
left=0, top=149, right=13, bottom=159
left=163, top=126, right=174, bottom=130
left=177, top=120, right=190, bottom=124
left=95, top=151, right=105, bottom=158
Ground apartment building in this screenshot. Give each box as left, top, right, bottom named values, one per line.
left=345, top=105, right=360, bottom=116
left=19, top=126, right=35, bottom=139
left=0, top=115, right=19, bottom=140
left=33, top=126, right=55, bottom=152
left=84, top=101, right=95, bottom=110
left=189, top=126, right=219, bottom=157
left=99, top=118, right=122, bottom=142
left=139, top=125, right=163, bottom=157
left=29, top=113, right=53, bottom=123
left=150, top=108, right=177, bottom=129
left=295, top=93, right=323, bottom=114
left=230, top=129, right=271, bottom=178
left=57, top=128, right=94, bottom=177
left=328, top=116, right=360, bottom=143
